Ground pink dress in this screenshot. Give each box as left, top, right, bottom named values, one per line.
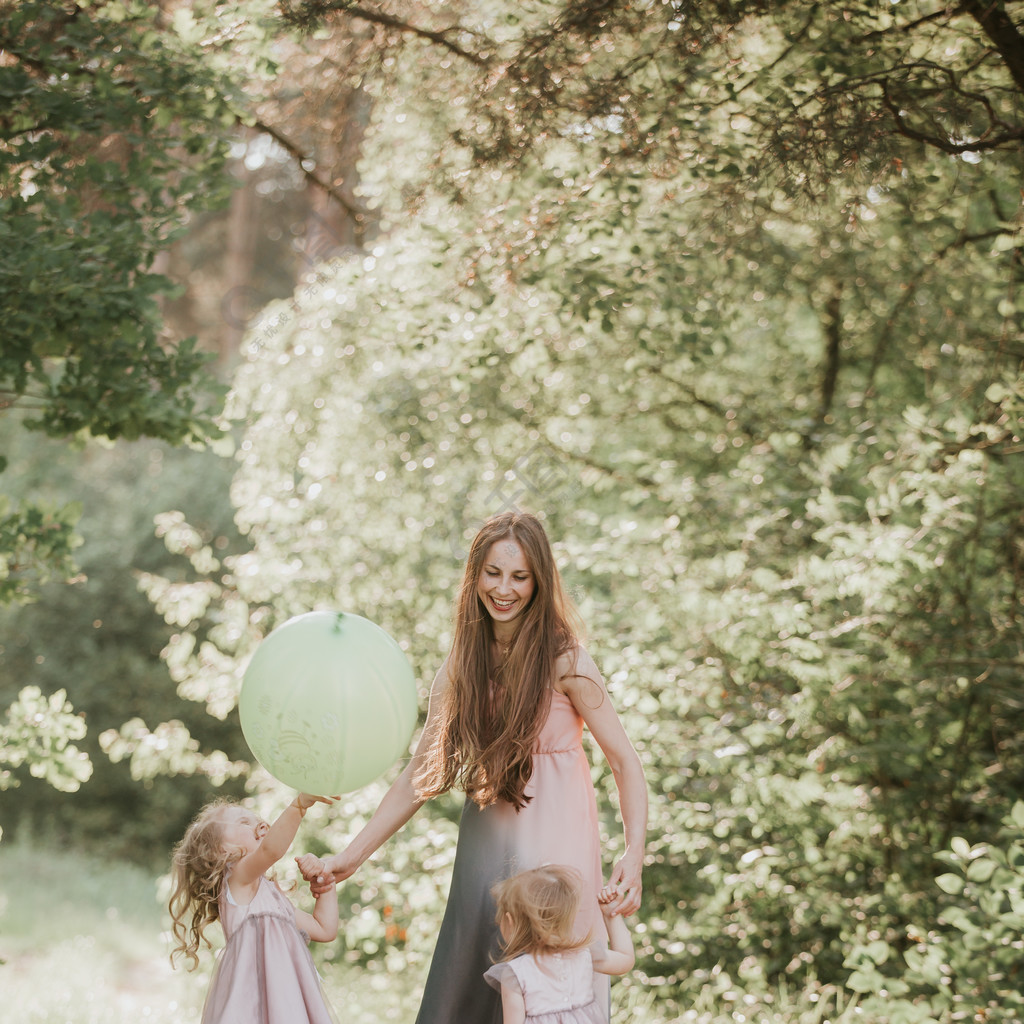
left=201, top=874, right=338, bottom=1024
left=415, top=687, right=609, bottom=1024
left=484, top=949, right=607, bottom=1024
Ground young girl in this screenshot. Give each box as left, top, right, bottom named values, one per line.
left=169, top=793, right=340, bottom=1024
left=484, top=865, right=636, bottom=1024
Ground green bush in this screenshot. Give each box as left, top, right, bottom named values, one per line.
left=0, top=432, right=249, bottom=864
left=844, top=801, right=1024, bottom=1023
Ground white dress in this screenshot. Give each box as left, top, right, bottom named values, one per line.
left=483, top=948, right=606, bottom=1024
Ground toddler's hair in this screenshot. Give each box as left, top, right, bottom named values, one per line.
left=168, top=798, right=240, bottom=970
left=492, top=864, right=591, bottom=961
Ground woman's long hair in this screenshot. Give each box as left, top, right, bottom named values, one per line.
left=415, top=510, right=583, bottom=809
left=492, top=865, right=592, bottom=960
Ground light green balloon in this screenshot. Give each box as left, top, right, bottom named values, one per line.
left=239, top=610, right=418, bottom=794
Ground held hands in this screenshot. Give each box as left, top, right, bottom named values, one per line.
left=296, top=850, right=358, bottom=895
left=598, top=884, right=620, bottom=915
left=295, top=853, right=328, bottom=882
left=602, top=852, right=643, bottom=917
left=599, top=884, right=632, bottom=921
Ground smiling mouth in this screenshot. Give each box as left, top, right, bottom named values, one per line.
left=490, top=597, right=515, bottom=610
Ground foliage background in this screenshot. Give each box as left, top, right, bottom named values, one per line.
left=2, top=2, right=1024, bottom=1022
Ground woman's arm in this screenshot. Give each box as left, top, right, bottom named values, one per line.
left=558, top=646, right=648, bottom=916
left=302, top=661, right=451, bottom=893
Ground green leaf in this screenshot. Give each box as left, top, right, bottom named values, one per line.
left=935, top=873, right=965, bottom=896
left=965, top=857, right=996, bottom=883
left=1011, top=801, right=1024, bottom=829
left=950, top=836, right=972, bottom=860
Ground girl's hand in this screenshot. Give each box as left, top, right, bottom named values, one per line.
left=605, top=851, right=643, bottom=916
left=295, top=792, right=339, bottom=812
left=295, top=853, right=327, bottom=881
left=598, top=883, right=624, bottom=919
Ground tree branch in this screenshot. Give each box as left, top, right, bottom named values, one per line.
left=639, top=363, right=761, bottom=442
left=248, top=115, right=370, bottom=222
left=959, top=0, right=1024, bottom=94
left=279, top=1, right=492, bottom=66
left=881, top=77, right=1024, bottom=153
left=867, top=228, right=1010, bottom=394
left=819, top=279, right=843, bottom=422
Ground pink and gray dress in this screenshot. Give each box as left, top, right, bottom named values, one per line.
left=414, top=687, right=609, bottom=1024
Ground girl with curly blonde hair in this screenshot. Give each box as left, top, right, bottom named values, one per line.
left=169, top=793, right=338, bottom=1023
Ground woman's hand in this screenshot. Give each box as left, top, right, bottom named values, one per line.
left=606, top=849, right=643, bottom=916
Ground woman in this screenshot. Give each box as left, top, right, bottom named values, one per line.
left=301, top=511, right=647, bottom=1023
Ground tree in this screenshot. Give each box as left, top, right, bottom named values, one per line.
left=0, top=0, right=242, bottom=602
left=0, top=0, right=246, bottom=801
left=0, top=0, right=378, bottom=810
left=0, top=425, right=250, bottom=861
left=278, top=0, right=1024, bottom=190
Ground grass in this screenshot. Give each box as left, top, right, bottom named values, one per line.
left=0, top=840, right=207, bottom=1023
left=0, top=839, right=422, bottom=1024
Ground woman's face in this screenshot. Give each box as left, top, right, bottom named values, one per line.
left=476, top=538, right=535, bottom=629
